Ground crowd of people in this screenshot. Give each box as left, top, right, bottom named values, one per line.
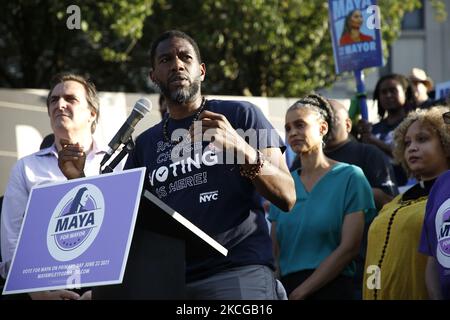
left=0, top=30, right=449, bottom=300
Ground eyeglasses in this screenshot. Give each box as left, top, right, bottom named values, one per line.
left=444, top=111, right=450, bottom=124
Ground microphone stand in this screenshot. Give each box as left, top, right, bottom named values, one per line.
left=100, top=138, right=135, bottom=174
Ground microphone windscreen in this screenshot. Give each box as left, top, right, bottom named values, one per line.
left=134, top=98, right=152, bottom=116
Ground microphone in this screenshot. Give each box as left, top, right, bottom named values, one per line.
left=100, top=98, right=152, bottom=166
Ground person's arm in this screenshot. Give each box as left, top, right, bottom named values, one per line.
left=372, top=187, right=393, bottom=211
left=357, top=120, right=393, bottom=157
left=270, top=221, right=281, bottom=278
left=79, top=290, right=92, bottom=300
left=1, top=161, right=28, bottom=266
left=289, top=211, right=364, bottom=300
left=425, top=256, right=443, bottom=300
left=29, top=290, right=80, bottom=300
left=198, top=110, right=295, bottom=212
left=362, top=144, right=397, bottom=210
left=242, top=147, right=295, bottom=212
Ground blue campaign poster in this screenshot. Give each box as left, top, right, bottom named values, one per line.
left=328, top=0, right=383, bottom=74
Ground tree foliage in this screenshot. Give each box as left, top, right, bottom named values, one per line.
left=0, top=0, right=153, bottom=90
left=0, top=0, right=446, bottom=96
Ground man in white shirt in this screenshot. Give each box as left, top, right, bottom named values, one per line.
left=0, top=73, right=122, bottom=299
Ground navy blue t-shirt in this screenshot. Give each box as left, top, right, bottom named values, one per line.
left=125, top=99, right=284, bottom=282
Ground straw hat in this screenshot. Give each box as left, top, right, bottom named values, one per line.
left=409, top=68, right=434, bottom=91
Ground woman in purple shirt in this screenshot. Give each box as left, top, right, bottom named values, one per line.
left=419, top=109, right=450, bottom=299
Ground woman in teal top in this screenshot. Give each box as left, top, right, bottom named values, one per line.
left=269, top=94, right=376, bottom=300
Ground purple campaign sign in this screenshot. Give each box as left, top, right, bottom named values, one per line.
left=3, top=167, right=145, bottom=295
left=328, top=0, right=383, bottom=73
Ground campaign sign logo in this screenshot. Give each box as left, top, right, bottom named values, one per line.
left=47, top=184, right=104, bottom=261
left=436, top=199, right=450, bottom=268
left=328, top=0, right=383, bottom=73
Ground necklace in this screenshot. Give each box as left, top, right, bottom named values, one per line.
left=162, top=97, right=207, bottom=145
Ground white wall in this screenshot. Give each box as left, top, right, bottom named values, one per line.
left=0, top=88, right=379, bottom=195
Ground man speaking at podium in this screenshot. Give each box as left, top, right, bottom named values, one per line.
left=0, top=73, right=123, bottom=299
left=124, top=30, right=296, bottom=300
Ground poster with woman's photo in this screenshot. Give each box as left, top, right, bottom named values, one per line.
left=328, top=0, right=383, bottom=73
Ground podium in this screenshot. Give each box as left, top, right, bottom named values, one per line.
left=92, top=190, right=227, bottom=300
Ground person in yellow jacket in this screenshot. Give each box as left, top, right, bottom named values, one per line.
left=363, top=106, right=450, bottom=300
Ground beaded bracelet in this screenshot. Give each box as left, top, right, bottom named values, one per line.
left=239, top=150, right=264, bottom=180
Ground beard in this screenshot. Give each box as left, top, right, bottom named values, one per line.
left=155, top=76, right=201, bottom=104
